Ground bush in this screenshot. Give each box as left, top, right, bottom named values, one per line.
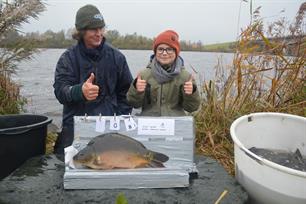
left=0, top=0, right=45, bottom=114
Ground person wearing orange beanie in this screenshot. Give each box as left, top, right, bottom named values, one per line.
left=127, top=30, right=200, bottom=116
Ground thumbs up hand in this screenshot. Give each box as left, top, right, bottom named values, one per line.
left=82, top=73, right=100, bottom=101
left=184, top=74, right=194, bottom=95
left=136, top=73, right=147, bottom=93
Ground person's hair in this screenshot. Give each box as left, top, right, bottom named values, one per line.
left=72, top=28, right=105, bottom=41
left=72, top=29, right=86, bottom=41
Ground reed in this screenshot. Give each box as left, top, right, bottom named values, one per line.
left=45, top=132, right=57, bottom=154
left=195, top=5, right=305, bottom=175
left=0, top=72, right=26, bottom=114
left=0, top=0, right=45, bottom=114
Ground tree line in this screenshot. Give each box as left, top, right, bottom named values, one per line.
left=0, top=28, right=236, bottom=52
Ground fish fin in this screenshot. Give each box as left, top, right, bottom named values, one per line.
left=94, top=155, right=102, bottom=165
left=150, top=151, right=169, bottom=163
left=113, top=133, right=147, bottom=149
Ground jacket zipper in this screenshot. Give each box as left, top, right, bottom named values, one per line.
left=159, top=84, right=163, bottom=116
left=93, top=61, right=97, bottom=85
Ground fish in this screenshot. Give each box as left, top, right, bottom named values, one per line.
left=73, top=133, right=169, bottom=170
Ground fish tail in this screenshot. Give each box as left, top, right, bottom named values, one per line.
left=150, top=151, right=169, bottom=163
left=147, top=160, right=165, bottom=168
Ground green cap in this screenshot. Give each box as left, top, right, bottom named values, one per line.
left=75, top=4, right=105, bottom=30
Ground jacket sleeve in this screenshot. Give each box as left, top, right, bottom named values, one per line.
left=182, top=79, right=201, bottom=113
left=127, top=77, right=145, bottom=108
left=115, top=55, right=133, bottom=115
left=53, top=51, right=85, bottom=105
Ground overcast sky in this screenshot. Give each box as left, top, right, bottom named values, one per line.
left=21, top=0, right=304, bottom=44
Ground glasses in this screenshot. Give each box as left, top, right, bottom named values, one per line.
left=156, top=47, right=175, bottom=54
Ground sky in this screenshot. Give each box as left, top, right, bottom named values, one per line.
left=20, top=0, right=305, bottom=44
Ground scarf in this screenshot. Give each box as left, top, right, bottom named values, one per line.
left=151, top=57, right=183, bottom=84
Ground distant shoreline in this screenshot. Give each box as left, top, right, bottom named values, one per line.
left=33, top=47, right=236, bottom=54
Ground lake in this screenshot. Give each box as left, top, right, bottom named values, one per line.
left=14, top=49, right=234, bottom=127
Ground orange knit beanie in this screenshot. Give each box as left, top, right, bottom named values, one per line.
left=153, top=30, right=180, bottom=55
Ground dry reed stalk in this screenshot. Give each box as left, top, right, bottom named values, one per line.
left=195, top=5, right=305, bottom=174
left=0, top=0, right=45, bottom=114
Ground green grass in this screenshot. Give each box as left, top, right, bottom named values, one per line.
left=202, top=42, right=237, bottom=52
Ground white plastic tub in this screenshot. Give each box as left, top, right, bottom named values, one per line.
left=230, top=112, right=306, bottom=204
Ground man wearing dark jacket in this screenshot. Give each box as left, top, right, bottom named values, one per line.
left=53, top=4, right=133, bottom=154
